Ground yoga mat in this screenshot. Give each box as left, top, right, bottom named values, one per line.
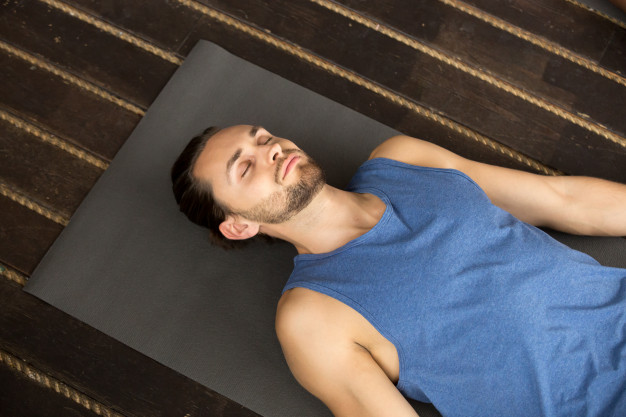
left=25, top=40, right=398, bottom=417
left=25, top=40, right=626, bottom=417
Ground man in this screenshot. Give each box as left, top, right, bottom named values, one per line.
left=171, top=124, right=626, bottom=417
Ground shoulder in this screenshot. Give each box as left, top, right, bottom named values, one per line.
left=276, top=289, right=417, bottom=416
left=369, top=135, right=459, bottom=169
left=276, top=288, right=350, bottom=343
left=275, top=288, right=363, bottom=390
left=275, top=288, right=364, bottom=366
left=369, top=136, right=571, bottom=228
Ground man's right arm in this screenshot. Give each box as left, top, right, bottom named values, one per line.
left=275, top=292, right=419, bottom=417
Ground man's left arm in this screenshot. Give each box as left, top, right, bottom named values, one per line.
left=370, top=135, right=626, bottom=236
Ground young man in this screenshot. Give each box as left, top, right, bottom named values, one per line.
left=172, top=124, right=626, bottom=417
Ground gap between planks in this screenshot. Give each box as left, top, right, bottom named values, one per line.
left=438, top=0, right=626, bottom=86
left=0, top=40, right=145, bottom=117
left=37, top=0, right=183, bottom=65
left=564, top=0, right=626, bottom=29
left=0, top=263, right=28, bottom=286
left=0, top=180, right=69, bottom=226
left=0, top=348, right=127, bottom=417
left=0, top=108, right=109, bottom=171
left=312, top=0, right=626, bottom=150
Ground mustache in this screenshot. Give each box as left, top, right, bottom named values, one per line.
left=274, top=149, right=304, bottom=182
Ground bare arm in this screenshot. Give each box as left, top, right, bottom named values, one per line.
left=276, top=292, right=419, bottom=417
left=370, top=135, right=626, bottom=236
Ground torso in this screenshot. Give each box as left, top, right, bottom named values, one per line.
left=279, top=287, right=400, bottom=383
left=279, top=192, right=396, bottom=382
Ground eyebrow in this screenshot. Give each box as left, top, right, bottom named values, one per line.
left=225, top=126, right=261, bottom=183
left=226, top=148, right=242, bottom=184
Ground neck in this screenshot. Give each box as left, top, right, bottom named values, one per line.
left=260, top=185, right=386, bottom=254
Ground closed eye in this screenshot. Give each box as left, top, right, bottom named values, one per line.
left=241, top=136, right=272, bottom=178
left=241, top=161, right=252, bottom=178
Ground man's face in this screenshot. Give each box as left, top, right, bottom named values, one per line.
left=193, top=125, right=325, bottom=224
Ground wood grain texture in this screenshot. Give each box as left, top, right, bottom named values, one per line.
left=335, top=0, right=626, bottom=137
left=0, top=117, right=103, bottom=217
left=0, top=51, right=140, bottom=160
left=0, top=359, right=102, bottom=417
left=0, top=0, right=178, bottom=108
left=66, top=0, right=202, bottom=52
left=0, top=196, right=63, bottom=275
left=600, top=26, right=626, bottom=75
left=542, top=55, right=625, bottom=134
left=462, top=0, right=621, bottom=62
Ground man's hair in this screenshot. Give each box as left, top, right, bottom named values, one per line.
left=171, top=126, right=249, bottom=250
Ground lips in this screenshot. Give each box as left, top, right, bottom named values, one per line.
left=282, top=154, right=300, bottom=179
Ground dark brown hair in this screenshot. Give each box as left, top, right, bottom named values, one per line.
left=171, top=126, right=248, bottom=249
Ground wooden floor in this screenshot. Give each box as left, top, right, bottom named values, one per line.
left=1, top=0, right=625, bottom=415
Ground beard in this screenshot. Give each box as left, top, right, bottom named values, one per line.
left=234, top=150, right=325, bottom=224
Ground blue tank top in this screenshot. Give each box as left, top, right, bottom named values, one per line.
left=282, top=158, right=626, bottom=417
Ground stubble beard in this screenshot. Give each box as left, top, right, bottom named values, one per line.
left=234, top=151, right=326, bottom=224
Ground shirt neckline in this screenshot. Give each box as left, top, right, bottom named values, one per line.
left=294, top=187, right=392, bottom=262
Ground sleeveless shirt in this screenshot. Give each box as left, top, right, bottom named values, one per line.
left=282, top=158, right=626, bottom=417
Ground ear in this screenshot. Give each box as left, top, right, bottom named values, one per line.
left=218, top=215, right=260, bottom=240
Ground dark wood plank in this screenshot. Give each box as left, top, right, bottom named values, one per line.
left=553, top=123, right=626, bottom=179
left=542, top=56, right=626, bottom=134
left=338, top=0, right=559, bottom=95
left=0, top=279, right=261, bottom=417
left=0, top=195, right=63, bottom=275
left=0, top=358, right=101, bottom=417
left=601, top=26, right=626, bottom=76
left=66, top=0, right=202, bottom=52
left=0, top=52, right=141, bottom=161
left=0, top=0, right=178, bottom=108
left=0, top=116, right=103, bottom=217
left=462, top=0, right=622, bottom=62
left=181, top=0, right=626, bottom=181
left=335, top=0, right=626, bottom=137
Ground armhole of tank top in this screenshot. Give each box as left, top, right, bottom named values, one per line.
left=283, top=282, right=399, bottom=339
left=364, top=157, right=488, bottom=197
left=281, top=281, right=411, bottom=390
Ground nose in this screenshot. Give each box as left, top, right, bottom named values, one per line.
left=266, top=142, right=283, bottom=165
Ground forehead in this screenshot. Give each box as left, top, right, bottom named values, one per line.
left=192, top=124, right=253, bottom=184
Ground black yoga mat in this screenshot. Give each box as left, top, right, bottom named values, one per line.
left=25, top=40, right=626, bottom=417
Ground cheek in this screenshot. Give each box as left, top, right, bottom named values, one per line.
left=234, top=177, right=278, bottom=208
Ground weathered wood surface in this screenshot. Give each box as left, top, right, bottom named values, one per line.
left=0, top=0, right=178, bottom=108
left=0, top=52, right=140, bottom=160
left=463, top=0, right=625, bottom=64
left=336, top=0, right=626, bottom=136
left=0, top=196, right=63, bottom=275
left=0, top=360, right=101, bottom=417
left=1, top=0, right=625, bottom=415
left=0, top=116, right=103, bottom=217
